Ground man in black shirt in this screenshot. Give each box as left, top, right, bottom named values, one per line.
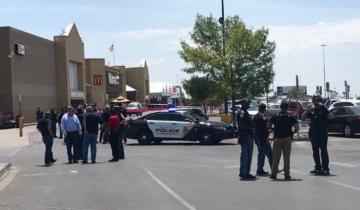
left=36, top=107, right=43, bottom=123
left=302, top=95, right=330, bottom=175
left=82, top=106, right=103, bottom=164
left=269, top=101, right=299, bottom=180
left=37, top=112, right=57, bottom=166
left=237, top=99, right=256, bottom=180
left=58, top=108, right=65, bottom=139
left=50, top=108, right=57, bottom=138
left=253, top=104, right=273, bottom=176
left=100, top=107, right=110, bottom=144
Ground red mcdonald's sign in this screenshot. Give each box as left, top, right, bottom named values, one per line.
left=93, top=75, right=103, bottom=86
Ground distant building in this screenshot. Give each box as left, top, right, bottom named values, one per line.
left=276, top=86, right=307, bottom=96
left=149, top=82, right=184, bottom=105
left=0, top=24, right=149, bottom=123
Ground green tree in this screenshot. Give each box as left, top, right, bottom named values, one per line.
left=182, top=76, right=214, bottom=114
left=179, top=14, right=276, bottom=116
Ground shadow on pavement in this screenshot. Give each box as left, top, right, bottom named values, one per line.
left=125, top=142, right=237, bottom=146
left=271, top=178, right=303, bottom=182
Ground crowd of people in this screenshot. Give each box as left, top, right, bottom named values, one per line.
left=35, top=96, right=330, bottom=182
left=237, top=95, right=330, bottom=180
left=36, top=104, right=127, bottom=166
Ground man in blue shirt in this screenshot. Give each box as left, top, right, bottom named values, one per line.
left=61, top=106, right=82, bottom=164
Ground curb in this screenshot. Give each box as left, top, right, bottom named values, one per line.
left=0, top=163, right=11, bottom=178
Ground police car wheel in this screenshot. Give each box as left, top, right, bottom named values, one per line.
left=199, top=130, right=215, bottom=145
left=343, top=125, right=354, bottom=137
left=137, top=130, right=153, bottom=145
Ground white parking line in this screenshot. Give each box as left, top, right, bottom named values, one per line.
left=330, top=162, right=357, bottom=168
left=292, top=170, right=360, bottom=193
left=327, top=180, right=360, bottom=192
left=7, top=148, right=21, bottom=158
left=145, top=170, right=198, bottom=210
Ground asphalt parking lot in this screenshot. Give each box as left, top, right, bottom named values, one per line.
left=0, top=131, right=359, bottom=210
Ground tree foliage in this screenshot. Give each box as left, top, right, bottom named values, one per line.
left=182, top=76, right=214, bottom=104
left=179, top=14, right=276, bottom=100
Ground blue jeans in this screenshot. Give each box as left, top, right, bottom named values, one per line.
left=239, top=134, right=254, bottom=177
left=256, top=137, right=273, bottom=173
left=83, top=133, right=97, bottom=162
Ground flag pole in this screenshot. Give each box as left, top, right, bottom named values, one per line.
left=112, top=43, right=116, bottom=66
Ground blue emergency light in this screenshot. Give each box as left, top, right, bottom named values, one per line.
left=168, top=108, right=177, bottom=113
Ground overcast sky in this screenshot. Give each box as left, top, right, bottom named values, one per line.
left=1, top=0, right=360, bottom=96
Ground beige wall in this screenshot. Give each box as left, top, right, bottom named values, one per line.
left=85, top=59, right=106, bottom=107
left=54, top=24, right=86, bottom=109
left=125, top=63, right=150, bottom=103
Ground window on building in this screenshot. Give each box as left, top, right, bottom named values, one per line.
left=69, top=62, right=78, bottom=90
left=119, top=74, right=123, bottom=93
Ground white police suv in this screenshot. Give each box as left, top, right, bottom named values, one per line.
left=125, top=110, right=235, bottom=145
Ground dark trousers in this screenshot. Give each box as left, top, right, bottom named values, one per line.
left=256, top=137, right=273, bottom=172
left=99, top=123, right=109, bottom=143
left=65, top=132, right=80, bottom=162
left=110, top=130, right=125, bottom=160
left=58, top=123, right=63, bottom=138
left=51, top=121, right=57, bottom=137
left=42, top=136, right=54, bottom=164
left=239, top=134, right=254, bottom=177
left=78, top=134, right=84, bottom=160
left=311, top=133, right=329, bottom=171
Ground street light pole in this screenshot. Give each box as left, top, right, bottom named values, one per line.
left=321, top=44, right=327, bottom=98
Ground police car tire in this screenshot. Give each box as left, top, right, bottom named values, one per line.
left=198, top=130, right=215, bottom=145
left=343, top=125, right=354, bottom=137
left=137, top=130, right=153, bottom=145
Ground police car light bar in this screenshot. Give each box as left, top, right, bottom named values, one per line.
left=168, top=108, right=177, bottom=113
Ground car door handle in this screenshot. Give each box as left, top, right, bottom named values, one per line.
left=149, top=122, right=154, bottom=125
left=172, top=123, right=177, bottom=125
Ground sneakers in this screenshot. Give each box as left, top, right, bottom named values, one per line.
left=51, top=159, right=57, bottom=163
left=269, top=175, right=277, bottom=180
left=81, top=160, right=88, bottom=164
left=284, top=176, right=292, bottom=180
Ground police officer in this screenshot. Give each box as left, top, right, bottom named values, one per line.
left=302, top=95, right=330, bottom=175
left=253, top=103, right=273, bottom=176
left=237, top=99, right=256, bottom=180
left=269, top=101, right=299, bottom=180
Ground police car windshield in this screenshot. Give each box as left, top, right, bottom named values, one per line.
left=183, top=112, right=204, bottom=121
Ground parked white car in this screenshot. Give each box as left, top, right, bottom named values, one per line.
left=328, top=100, right=360, bottom=111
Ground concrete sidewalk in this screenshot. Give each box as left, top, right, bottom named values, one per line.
left=0, top=163, right=11, bottom=178
left=0, top=125, right=39, bottom=149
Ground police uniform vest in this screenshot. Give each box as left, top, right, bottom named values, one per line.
left=253, top=112, right=269, bottom=138
left=271, top=111, right=297, bottom=139
left=237, top=109, right=253, bottom=135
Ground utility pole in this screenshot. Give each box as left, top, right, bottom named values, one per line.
left=219, top=0, right=228, bottom=114
left=321, top=44, right=327, bottom=98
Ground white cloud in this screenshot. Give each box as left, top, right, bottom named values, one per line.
left=269, top=18, right=360, bottom=54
